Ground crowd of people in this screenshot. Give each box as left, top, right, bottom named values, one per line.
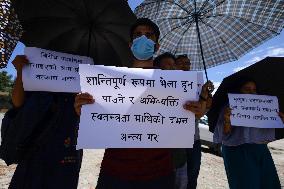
left=1, top=18, right=284, bottom=189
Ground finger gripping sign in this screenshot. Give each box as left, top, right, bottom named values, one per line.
left=77, top=65, right=199, bottom=148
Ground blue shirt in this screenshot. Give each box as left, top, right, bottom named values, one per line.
left=213, top=106, right=275, bottom=146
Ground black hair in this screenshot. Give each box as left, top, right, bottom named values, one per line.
left=130, top=18, right=160, bottom=42
left=153, top=52, right=176, bottom=68
left=207, top=77, right=258, bottom=133
left=176, top=54, right=188, bottom=59
left=228, top=77, right=258, bottom=94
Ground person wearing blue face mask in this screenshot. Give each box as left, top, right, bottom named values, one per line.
left=130, top=18, right=160, bottom=68
left=74, top=18, right=175, bottom=189
left=74, top=18, right=213, bottom=189
left=131, top=35, right=156, bottom=61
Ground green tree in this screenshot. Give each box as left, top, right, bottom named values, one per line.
left=0, top=71, right=13, bottom=92
left=0, top=71, right=14, bottom=110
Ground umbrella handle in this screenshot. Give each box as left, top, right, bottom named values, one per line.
left=194, top=0, right=209, bottom=82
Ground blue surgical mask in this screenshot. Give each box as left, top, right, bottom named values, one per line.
left=131, top=35, right=155, bottom=60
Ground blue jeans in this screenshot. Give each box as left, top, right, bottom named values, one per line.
left=186, top=140, right=201, bottom=189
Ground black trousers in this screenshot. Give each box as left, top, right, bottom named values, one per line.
left=96, top=171, right=175, bottom=189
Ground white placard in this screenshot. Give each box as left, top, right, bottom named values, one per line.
left=78, top=65, right=198, bottom=149
left=197, top=72, right=204, bottom=98
left=22, top=47, right=93, bottom=93
left=228, top=93, right=284, bottom=128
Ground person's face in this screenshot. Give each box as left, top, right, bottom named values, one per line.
left=130, top=24, right=160, bottom=68
left=160, top=57, right=176, bottom=70
left=240, top=81, right=257, bottom=94
left=132, top=25, right=158, bottom=43
left=175, top=57, right=191, bottom=71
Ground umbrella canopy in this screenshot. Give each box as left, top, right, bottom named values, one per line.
left=0, top=0, right=136, bottom=68
left=135, top=0, right=284, bottom=73
left=207, top=57, right=284, bottom=139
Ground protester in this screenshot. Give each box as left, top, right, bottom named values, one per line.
left=175, top=54, right=191, bottom=71
left=176, top=54, right=214, bottom=189
left=152, top=52, right=214, bottom=189
left=153, top=52, right=176, bottom=70
left=154, top=52, right=187, bottom=189
left=75, top=18, right=174, bottom=189
left=213, top=77, right=282, bottom=189
left=3, top=55, right=82, bottom=189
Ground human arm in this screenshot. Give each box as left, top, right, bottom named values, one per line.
left=199, top=81, right=214, bottom=111
left=184, top=81, right=215, bottom=118
left=74, top=93, right=95, bottom=116
left=279, top=112, right=284, bottom=123
left=183, top=101, right=205, bottom=119
left=11, top=55, right=29, bottom=108
left=223, top=107, right=232, bottom=134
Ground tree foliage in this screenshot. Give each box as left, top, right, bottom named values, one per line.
left=0, top=71, right=14, bottom=110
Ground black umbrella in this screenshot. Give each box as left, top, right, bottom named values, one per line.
left=207, top=57, right=284, bottom=139
left=0, top=0, right=136, bottom=68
